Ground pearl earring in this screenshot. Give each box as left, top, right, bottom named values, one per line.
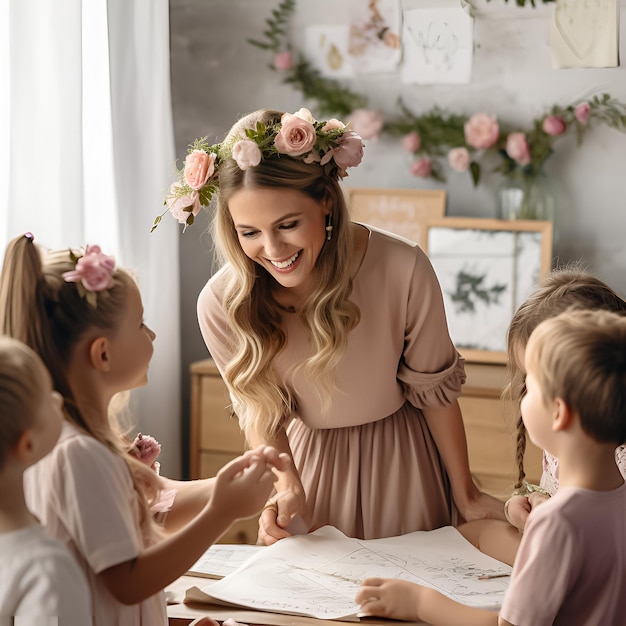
left=325, top=213, right=333, bottom=241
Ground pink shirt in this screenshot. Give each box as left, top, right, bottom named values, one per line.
left=500, top=483, right=626, bottom=625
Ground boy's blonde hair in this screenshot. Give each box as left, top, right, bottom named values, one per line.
left=0, top=336, right=50, bottom=469
left=505, top=265, right=626, bottom=486
left=526, top=309, right=626, bottom=446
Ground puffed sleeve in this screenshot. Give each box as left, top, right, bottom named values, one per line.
left=197, top=266, right=237, bottom=375
left=397, top=245, right=466, bottom=408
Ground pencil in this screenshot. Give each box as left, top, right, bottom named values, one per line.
left=478, top=573, right=511, bottom=580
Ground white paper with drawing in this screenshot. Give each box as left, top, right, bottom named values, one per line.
left=184, top=526, right=512, bottom=621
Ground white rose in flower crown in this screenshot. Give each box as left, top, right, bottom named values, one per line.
left=293, top=107, right=316, bottom=123
left=232, top=139, right=262, bottom=170
left=275, top=112, right=317, bottom=156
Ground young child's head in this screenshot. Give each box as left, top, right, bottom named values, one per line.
left=506, top=266, right=626, bottom=486
left=0, top=234, right=160, bottom=531
left=523, top=309, right=626, bottom=450
left=0, top=234, right=154, bottom=430
left=0, top=336, right=63, bottom=474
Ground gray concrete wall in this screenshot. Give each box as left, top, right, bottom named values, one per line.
left=170, top=0, right=626, bottom=475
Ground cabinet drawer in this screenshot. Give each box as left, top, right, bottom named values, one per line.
left=199, top=377, right=246, bottom=453
left=459, top=395, right=543, bottom=500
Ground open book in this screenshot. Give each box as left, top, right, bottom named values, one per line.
left=184, top=525, right=512, bottom=621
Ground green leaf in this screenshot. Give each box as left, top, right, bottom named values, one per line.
left=470, top=161, right=481, bottom=186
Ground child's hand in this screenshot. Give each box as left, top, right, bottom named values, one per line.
left=505, top=495, right=531, bottom=531
left=356, top=578, right=422, bottom=621
left=210, top=447, right=289, bottom=522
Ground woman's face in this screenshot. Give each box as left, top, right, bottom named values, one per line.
left=228, top=187, right=329, bottom=297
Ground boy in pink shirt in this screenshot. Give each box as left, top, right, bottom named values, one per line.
left=356, top=309, right=626, bottom=626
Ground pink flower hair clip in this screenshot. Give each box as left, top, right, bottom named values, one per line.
left=62, top=245, right=116, bottom=307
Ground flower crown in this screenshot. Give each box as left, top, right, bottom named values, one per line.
left=152, top=108, right=364, bottom=232
left=62, top=245, right=116, bottom=308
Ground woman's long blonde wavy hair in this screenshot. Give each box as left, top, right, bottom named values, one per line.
left=212, top=109, right=361, bottom=442
left=0, top=234, right=162, bottom=540
left=505, top=264, right=626, bottom=488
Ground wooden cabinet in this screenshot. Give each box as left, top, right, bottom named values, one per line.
left=190, top=359, right=543, bottom=543
left=458, top=363, right=542, bottom=500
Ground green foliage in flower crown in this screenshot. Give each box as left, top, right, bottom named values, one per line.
left=247, top=0, right=367, bottom=117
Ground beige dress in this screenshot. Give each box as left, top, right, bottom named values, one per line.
left=198, top=226, right=466, bottom=539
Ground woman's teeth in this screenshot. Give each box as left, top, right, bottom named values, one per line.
left=270, top=251, right=300, bottom=269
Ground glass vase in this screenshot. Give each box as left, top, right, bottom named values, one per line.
left=496, top=170, right=558, bottom=243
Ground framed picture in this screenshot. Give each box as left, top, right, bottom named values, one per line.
left=423, top=217, right=553, bottom=364
left=345, top=187, right=446, bottom=247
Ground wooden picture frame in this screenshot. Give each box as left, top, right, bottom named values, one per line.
left=345, top=187, right=446, bottom=247
left=423, top=217, right=553, bottom=364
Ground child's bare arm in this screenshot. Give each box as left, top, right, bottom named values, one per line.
left=356, top=578, right=500, bottom=626
left=98, top=448, right=289, bottom=605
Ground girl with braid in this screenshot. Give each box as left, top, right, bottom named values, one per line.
left=459, top=265, right=626, bottom=565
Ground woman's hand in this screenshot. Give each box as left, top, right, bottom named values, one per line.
left=258, top=477, right=309, bottom=545
left=456, top=489, right=507, bottom=524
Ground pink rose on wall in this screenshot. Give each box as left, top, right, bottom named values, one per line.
left=273, top=51, right=292, bottom=71
left=183, top=150, right=215, bottom=190
left=275, top=112, right=317, bottom=156
left=447, top=147, right=470, bottom=172
left=410, top=156, right=431, bottom=178
left=542, top=115, right=567, bottom=136
left=402, top=131, right=421, bottom=154
left=232, top=139, right=262, bottom=170
left=505, top=132, right=531, bottom=166
left=574, top=103, right=591, bottom=125
left=348, top=109, right=384, bottom=141
left=62, top=245, right=116, bottom=292
left=464, top=113, right=499, bottom=149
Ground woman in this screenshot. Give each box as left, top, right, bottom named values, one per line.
left=164, top=107, right=505, bottom=543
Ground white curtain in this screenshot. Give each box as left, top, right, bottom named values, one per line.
left=0, top=0, right=182, bottom=476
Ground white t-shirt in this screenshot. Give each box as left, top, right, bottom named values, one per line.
left=0, top=524, right=91, bottom=625
left=24, top=422, right=167, bottom=626
left=500, top=483, right=626, bottom=625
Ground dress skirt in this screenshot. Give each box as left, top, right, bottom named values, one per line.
left=287, top=400, right=455, bottom=540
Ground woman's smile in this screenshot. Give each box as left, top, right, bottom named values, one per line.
left=229, top=187, right=328, bottom=296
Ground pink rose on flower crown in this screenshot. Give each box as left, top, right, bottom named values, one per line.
left=506, top=132, right=531, bottom=166
left=322, top=118, right=345, bottom=132
left=410, top=156, right=432, bottom=178
left=321, top=130, right=364, bottom=175
left=464, top=113, right=499, bottom=149
left=574, top=102, right=591, bottom=125
left=183, top=150, right=215, bottom=190
left=447, top=147, right=470, bottom=172
left=273, top=50, right=292, bottom=71
left=62, top=245, right=115, bottom=292
left=275, top=111, right=317, bottom=156
left=542, top=115, right=567, bottom=136
left=232, top=139, right=262, bottom=170
left=402, top=131, right=421, bottom=154
left=348, top=109, right=384, bottom=141
left=167, top=183, right=201, bottom=224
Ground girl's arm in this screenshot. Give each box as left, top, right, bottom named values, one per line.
left=98, top=447, right=289, bottom=604
left=422, top=401, right=506, bottom=522
left=249, top=426, right=308, bottom=545
left=356, top=578, right=511, bottom=626
left=157, top=475, right=216, bottom=533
